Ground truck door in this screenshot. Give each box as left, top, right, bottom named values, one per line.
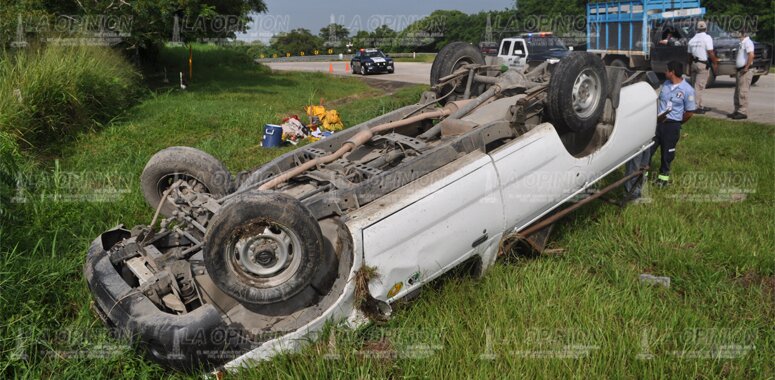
left=510, top=39, right=528, bottom=70
left=499, top=39, right=528, bottom=70
left=499, top=39, right=512, bottom=62
left=487, top=125, right=583, bottom=231
left=361, top=152, right=504, bottom=301
left=649, top=22, right=690, bottom=73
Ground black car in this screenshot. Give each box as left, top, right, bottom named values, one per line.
left=351, top=49, right=394, bottom=75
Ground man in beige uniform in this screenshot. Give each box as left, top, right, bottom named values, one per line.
left=729, top=29, right=755, bottom=120
left=687, top=21, right=717, bottom=114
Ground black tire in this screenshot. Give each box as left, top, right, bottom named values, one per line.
left=351, top=62, right=357, bottom=74
left=606, top=66, right=627, bottom=110
left=546, top=52, right=609, bottom=133
left=140, top=147, right=233, bottom=217
left=204, top=192, right=323, bottom=308
left=430, top=41, right=486, bottom=102
left=751, top=75, right=760, bottom=86
left=609, top=58, right=628, bottom=69
left=360, top=65, right=366, bottom=75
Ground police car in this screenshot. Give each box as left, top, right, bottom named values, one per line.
left=351, top=48, right=394, bottom=75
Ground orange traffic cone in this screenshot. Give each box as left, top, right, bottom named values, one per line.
left=329, top=63, right=334, bottom=73
left=345, top=62, right=350, bottom=72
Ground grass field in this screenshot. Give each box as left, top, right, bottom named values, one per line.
left=1, top=46, right=773, bottom=379
left=392, top=54, right=438, bottom=63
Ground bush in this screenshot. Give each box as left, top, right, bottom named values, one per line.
left=0, top=46, right=143, bottom=148
left=0, top=130, right=19, bottom=226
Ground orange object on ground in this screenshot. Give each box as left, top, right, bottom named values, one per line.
left=329, top=63, right=334, bottom=73
left=345, top=62, right=350, bottom=72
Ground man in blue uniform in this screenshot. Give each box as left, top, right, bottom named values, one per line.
left=653, top=61, right=695, bottom=187
left=625, top=61, right=695, bottom=201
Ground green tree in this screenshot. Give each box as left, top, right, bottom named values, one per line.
left=700, top=0, right=773, bottom=48
left=270, top=28, right=322, bottom=56
left=319, top=23, right=350, bottom=48
left=352, top=30, right=373, bottom=49
left=1, top=0, right=268, bottom=51
left=370, top=24, right=397, bottom=49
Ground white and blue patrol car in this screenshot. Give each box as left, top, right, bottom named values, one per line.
left=351, top=48, right=395, bottom=75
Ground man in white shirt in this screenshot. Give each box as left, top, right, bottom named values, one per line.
left=729, top=29, right=755, bottom=120
left=687, top=21, right=718, bottom=114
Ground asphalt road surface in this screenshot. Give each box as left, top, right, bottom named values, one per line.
left=266, top=61, right=775, bottom=125
left=265, top=61, right=431, bottom=86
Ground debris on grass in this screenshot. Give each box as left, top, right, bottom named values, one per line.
left=354, top=265, right=388, bottom=322
left=543, top=248, right=566, bottom=256
left=639, top=273, right=671, bottom=288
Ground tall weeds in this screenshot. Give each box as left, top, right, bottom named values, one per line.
left=0, top=46, right=143, bottom=148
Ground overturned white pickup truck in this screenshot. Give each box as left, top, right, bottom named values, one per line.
left=84, top=43, right=659, bottom=372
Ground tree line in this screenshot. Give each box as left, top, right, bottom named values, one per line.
left=1, top=0, right=771, bottom=59
left=259, top=0, right=772, bottom=57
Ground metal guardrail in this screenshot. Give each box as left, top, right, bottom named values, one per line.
left=256, top=55, right=346, bottom=63
left=255, top=52, right=437, bottom=64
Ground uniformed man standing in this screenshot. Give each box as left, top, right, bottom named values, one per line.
left=729, top=29, right=755, bottom=120
left=624, top=61, right=696, bottom=200
left=687, top=21, right=717, bottom=114
left=653, top=61, right=696, bottom=187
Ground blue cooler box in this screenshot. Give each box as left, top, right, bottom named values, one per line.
left=262, top=124, right=283, bottom=147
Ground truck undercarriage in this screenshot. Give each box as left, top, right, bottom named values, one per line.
left=84, top=46, right=660, bottom=371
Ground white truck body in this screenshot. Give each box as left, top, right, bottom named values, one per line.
left=221, top=81, right=657, bottom=371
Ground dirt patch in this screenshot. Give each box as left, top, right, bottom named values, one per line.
left=325, top=78, right=416, bottom=108
left=361, top=77, right=417, bottom=95
left=359, top=337, right=396, bottom=360
left=736, top=270, right=775, bottom=302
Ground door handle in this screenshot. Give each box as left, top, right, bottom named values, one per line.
left=472, top=231, right=488, bottom=248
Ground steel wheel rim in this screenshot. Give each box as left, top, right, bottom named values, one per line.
left=230, top=223, right=303, bottom=288
left=451, top=56, right=474, bottom=93
left=571, top=68, right=602, bottom=119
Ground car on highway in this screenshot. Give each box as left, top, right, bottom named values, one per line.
left=350, top=48, right=394, bottom=75
left=84, top=42, right=659, bottom=373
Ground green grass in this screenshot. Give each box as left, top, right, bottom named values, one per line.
left=1, top=45, right=773, bottom=378
left=392, top=54, right=437, bottom=63
left=0, top=46, right=143, bottom=150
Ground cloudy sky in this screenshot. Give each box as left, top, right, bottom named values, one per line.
left=237, top=0, right=515, bottom=42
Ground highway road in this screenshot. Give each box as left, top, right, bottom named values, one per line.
left=266, top=61, right=775, bottom=125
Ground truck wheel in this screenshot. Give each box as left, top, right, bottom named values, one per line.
left=360, top=65, right=367, bottom=75
left=546, top=52, right=609, bottom=133
left=751, top=75, right=760, bottom=86
left=204, top=192, right=324, bottom=308
left=141, top=147, right=233, bottom=217
left=609, top=58, right=628, bottom=69
left=430, top=42, right=486, bottom=102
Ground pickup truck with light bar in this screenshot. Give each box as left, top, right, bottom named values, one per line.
left=496, top=33, right=572, bottom=71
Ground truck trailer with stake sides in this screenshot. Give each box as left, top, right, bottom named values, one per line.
left=587, top=0, right=770, bottom=86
